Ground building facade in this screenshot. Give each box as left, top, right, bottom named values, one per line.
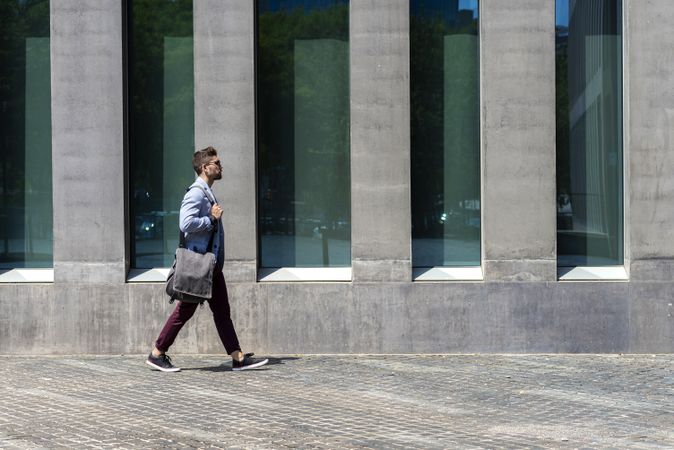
left=1, top=0, right=673, bottom=354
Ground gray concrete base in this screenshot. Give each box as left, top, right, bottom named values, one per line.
left=483, top=260, right=557, bottom=282
left=54, top=262, right=127, bottom=285
left=629, top=259, right=674, bottom=282
left=222, top=261, right=257, bottom=283
left=352, top=260, right=412, bottom=283
left=1, top=281, right=672, bottom=354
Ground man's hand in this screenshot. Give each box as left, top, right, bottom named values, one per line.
left=210, top=204, right=223, bottom=221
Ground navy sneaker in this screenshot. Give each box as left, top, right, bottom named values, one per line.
left=146, top=353, right=181, bottom=372
left=232, top=353, right=269, bottom=371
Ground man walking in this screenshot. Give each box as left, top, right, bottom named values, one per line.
left=146, top=146, right=268, bottom=372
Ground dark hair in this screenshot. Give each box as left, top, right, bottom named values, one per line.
left=193, top=146, right=218, bottom=174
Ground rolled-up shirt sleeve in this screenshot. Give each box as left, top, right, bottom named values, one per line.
left=179, top=188, right=213, bottom=233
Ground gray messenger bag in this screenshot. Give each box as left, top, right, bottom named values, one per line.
left=165, top=186, right=217, bottom=304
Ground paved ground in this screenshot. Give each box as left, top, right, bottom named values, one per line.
left=0, top=354, right=672, bottom=449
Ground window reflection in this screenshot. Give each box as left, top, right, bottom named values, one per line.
left=257, top=0, right=350, bottom=268
left=410, top=0, right=480, bottom=268
left=556, top=0, right=623, bottom=266
left=0, top=0, right=52, bottom=269
left=128, top=0, right=194, bottom=269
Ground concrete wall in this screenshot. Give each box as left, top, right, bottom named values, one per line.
left=194, top=0, right=257, bottom=283
left=481, top=0, right=557, bottom=282
left=51, top=0, right=127, bottom=284
left=350, top=0, right=411, bottom=282
left=0, top=0, right=673, bottom=355
left=627, top=0, right=674, bottom=282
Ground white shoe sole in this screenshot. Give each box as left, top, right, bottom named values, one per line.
left=232, top=358, right=269, bottom=371
left=145, top=359, right=181, bottom=372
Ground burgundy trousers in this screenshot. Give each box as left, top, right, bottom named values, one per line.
left=155, top=268, right=241, bottom=354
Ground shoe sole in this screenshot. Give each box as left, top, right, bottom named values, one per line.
left=145, top=359, right=181, bottom=372
left=232, top=358, right=269, bottom=371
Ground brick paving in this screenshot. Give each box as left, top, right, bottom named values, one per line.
left=0, top=354, right=672, bottom=449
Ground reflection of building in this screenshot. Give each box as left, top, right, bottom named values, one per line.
left=559, top=0, right=622, bottom=265
left=0, top=1, right=673, bottom=355
left=411, top=0, right=476, bottom=26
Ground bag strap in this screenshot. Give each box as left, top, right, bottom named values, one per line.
left=178, top=185, right=217, bottom=252
left=190, top=185, right=216, bottom=206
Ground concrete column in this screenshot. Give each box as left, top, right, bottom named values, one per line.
left=351, top=0, right=411, bottom=282
left=194, top=0, right=257, bottom=282
left=481, top=0, right=556, bottom=282
left=51, top=0, right=126, bottom=283
left=627, top=0, right=674, bottom=281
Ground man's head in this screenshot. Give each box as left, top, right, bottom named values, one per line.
left=193, top=146, right=222, bottom=181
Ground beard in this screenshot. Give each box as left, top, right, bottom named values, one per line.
left=214, top=171, right=222, bottom=180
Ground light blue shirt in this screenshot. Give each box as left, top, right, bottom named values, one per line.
left=179, top=177, right=224, bottom=266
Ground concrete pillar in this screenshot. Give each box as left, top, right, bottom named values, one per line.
left=194, top=0, right=257, bottom=282
left=627, top=0, right=674, bottom=281
left=481, top=0, right=556, bottom=282
left=351, top=0, right=411, bottom=282
left=51, top=0, right=127, bottom=283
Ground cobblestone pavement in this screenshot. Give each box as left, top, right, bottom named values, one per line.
left=0, top=354, right=672, bottom=449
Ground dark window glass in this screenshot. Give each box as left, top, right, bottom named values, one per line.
left=257, top=0, right=350, bottom=268
left=410, top=0, right=480, bottom=267
left=0, top=1, right=52, bottom=269
left=556, top=0, right=623, bottom=266
left=128, top=0, right=194, bottom=268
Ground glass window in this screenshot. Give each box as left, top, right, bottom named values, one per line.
left=257, top=0, right=350, bottom=268
left=410, top=0, right=480, bottom=268
left=556, top=0, right=623, bottom=266
left=0, top=1, right=52, bottom=269
left=128, top=0, right=194, bottom=269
